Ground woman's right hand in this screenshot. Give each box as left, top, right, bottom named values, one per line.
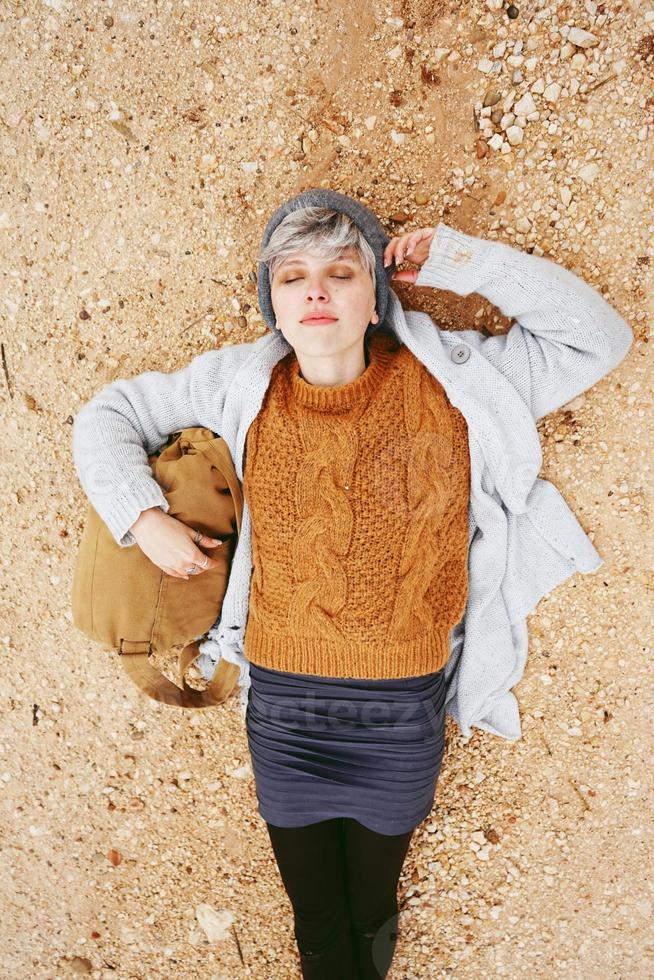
left=130, top=507, right=227, bottom=580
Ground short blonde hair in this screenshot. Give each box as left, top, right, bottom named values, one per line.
left=259, top=206, right=377, bottom=292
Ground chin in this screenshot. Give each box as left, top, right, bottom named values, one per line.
left=283, top=324, right=340, bottom=343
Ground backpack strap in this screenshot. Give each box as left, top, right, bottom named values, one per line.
left=119, top=639, right=240, bottom=708
left=173, top=431, right=244, bottom=536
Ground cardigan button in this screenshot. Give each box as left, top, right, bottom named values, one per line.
left=451, top=343, right=470, bottom=364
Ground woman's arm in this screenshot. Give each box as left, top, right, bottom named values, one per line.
left=72, top=341, right=254, bottom=547
left=409, top=223, right=633, bottom=422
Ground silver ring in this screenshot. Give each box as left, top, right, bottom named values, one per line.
left=185, top=554, right=208, bottom=576
left=193, top=529, right=203, bottom=544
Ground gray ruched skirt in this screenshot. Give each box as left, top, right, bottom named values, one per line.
left=245, top=661, right=447, bottom=836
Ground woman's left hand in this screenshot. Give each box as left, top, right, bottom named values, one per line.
left=384, top=227, right=436, bottom=283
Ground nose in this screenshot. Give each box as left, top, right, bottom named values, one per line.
left=304, top=278, right=330, bottom=301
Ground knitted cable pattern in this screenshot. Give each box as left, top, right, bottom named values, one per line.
left=289, top=411, right=358, bottom=640
left=241, top=330, right=471, bottom=679
left=388, top=357, right=469, bottom=638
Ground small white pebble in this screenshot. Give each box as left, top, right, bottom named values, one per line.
left=567, top=27, right=599, bottom=48
left=506, top=125, right=524, bottom=146
left=543, top=82, right=561, bottom=103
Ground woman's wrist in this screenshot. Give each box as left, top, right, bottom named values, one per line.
left=130, top=506, right=163, bottom=536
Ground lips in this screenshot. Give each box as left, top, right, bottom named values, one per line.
left=301, top=315, right=338, bottom=323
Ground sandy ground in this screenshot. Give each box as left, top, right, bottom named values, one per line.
left=1, top=0, right=653, bottom=977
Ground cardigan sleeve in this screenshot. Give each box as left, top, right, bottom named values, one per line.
left=414, top=223, right=633, bottom=422
left=71, top=341, right=255, bottom=547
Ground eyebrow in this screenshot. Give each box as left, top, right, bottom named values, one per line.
left=277, top=257, right=358, bottom=272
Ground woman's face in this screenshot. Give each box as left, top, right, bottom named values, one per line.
left=269, top=246, right=378, bottom=356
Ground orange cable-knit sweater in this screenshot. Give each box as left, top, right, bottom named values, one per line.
left=241, top=328, right=471, bottom=679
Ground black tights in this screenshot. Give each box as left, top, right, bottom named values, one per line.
left=266, top=816, right=415, bottom=979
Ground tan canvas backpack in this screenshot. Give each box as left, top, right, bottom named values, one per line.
left=71, top=427, right=242, bottom=708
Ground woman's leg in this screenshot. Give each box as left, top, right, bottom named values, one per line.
left=265, top=817, right=360, bottom=979
left=342, top=817, right=415, bottom=979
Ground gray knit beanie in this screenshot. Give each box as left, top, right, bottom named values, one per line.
left=257, top=187, right=397, bottom=334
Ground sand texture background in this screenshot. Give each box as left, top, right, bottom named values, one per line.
left=1, top=0, right=653, bottom=977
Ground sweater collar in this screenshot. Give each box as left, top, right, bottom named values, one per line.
left=287, top=331, right=398, bottom=412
